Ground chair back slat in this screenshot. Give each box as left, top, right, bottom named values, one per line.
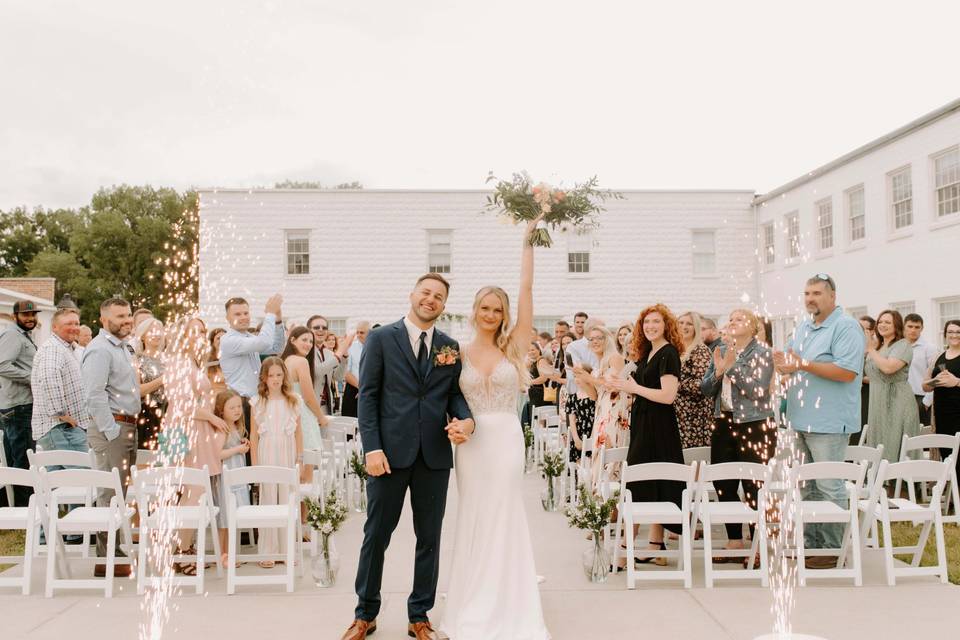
left=41, top=467, right=123, bottom=496
left=132, top=465, right=210, bottom=492
left=793, top=461, right=866, bottom=485
left=601, top=447, right=629, bottom=466
left=884, top=457, right=954, bottom=484
left=699, top=461, right=768, bottom=483
left=27, top=448, right=93, bottom=470
left=0, top=466, right=38, bottom=489
left=621, top=461, right=696, bottom=485
left=223, top=464, right=299, bottom=489
left=901, top=433, right=960, bottom=457
left=682, top=446, right=711, bottom=466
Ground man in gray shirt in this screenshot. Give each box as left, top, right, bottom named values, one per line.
left=81, top=297, right=139, bottom=576
left=0, top=300, right=39, bottom=507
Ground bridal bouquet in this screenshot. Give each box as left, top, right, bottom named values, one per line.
left=484, top=171, right=622, bottom=247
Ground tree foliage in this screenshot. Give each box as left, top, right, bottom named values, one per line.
left=0, top=185, right=198, bottom=328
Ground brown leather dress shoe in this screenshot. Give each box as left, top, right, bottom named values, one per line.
left=340, top=619, right=376, bottom=640
left=94, top=564, right=132, bottom=577
left=407, top=620, right=438, bottom=640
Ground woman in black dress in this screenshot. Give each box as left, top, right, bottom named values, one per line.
left=606, top=303, right=685, bottom=565
left=923, top=319, right=960, bottom=473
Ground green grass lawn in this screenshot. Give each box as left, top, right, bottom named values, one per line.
left=0, top=529, right=25, bottom=572
left=888, top=522, right=960, bottom=585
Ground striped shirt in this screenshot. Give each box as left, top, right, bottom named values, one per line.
left=31, top=333, right=88, bottom=439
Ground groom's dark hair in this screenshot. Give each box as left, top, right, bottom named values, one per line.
left=415, top=272, right=451, bottom=296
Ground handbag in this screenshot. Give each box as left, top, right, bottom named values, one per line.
left=542, top=383, right=557, bottom=403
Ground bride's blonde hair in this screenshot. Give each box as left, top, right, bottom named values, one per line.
left=470, top=286, right=531, bottom=389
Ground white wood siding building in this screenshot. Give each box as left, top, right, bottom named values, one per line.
left=756, top=99, right=960, bottom=347
left=198, top=190, right=757, bottom=338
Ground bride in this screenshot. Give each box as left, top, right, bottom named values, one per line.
left=440, top=218, right=551, bottom=640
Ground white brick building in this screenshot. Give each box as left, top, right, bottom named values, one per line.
left=756, top=99, right=960, bottom=347
left=199, top=98, right=960, bottom=346
left=197, top=189, right=756, bottom=338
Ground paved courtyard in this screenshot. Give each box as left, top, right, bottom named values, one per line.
left=1, top=471, right=955, bottom=640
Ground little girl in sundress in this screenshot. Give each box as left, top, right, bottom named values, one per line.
left=249, top=357, right=303, bottom=568
left=214, top=389, right=251, bottom=568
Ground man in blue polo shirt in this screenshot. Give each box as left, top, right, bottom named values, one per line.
left=774, top=273, right=865, bottom=570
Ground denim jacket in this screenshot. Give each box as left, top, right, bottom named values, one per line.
left=700, top=338, right=775, bottom=424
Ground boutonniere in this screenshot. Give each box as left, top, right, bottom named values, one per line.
left=433, top=345, right=459, bottom=366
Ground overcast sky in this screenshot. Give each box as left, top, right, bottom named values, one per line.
left=2, top=0, right=958, bottom=210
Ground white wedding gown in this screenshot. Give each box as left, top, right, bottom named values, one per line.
left=440, top=355, right=551, bottom=640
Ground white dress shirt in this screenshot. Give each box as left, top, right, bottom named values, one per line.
left=403, top=315, right=435, bottom=359
left=908, top=337, right=939, bottom=407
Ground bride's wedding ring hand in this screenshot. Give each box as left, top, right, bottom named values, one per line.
left=446, top=420, right=470, bottom=445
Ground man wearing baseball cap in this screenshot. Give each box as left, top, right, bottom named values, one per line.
left=0, top=300, right=39, bottom=507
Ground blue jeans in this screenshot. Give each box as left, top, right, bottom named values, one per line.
left=0, top=403, right=34, bottom=506
left=796, top=431, right=849, bottom=550
left=36, top=423, right=89, bottom=469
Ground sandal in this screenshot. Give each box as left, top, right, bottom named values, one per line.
left=258, top=560, right=275, bottom=569
left=635, top=541, right=668, bottom=566
left=179, top=562, right=198, bottom=576
left=713, top=543, right=747, bottom=564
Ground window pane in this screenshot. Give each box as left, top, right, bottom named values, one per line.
left=568, top=252, right=590, bottom=273
left=817, top=200, right=833, bottom=250
left=427, top=230, right=452, bottom=273
left=285, top=231, right=309, bottom=275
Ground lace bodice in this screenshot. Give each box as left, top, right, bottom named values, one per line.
left=460, top=354, right=521, bottom=415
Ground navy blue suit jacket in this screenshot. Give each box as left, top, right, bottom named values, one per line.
left=357, top=319, right=472, bottom=470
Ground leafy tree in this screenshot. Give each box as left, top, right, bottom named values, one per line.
left=273, top=180, right=363, bottom=189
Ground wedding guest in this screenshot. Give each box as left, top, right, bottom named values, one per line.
left=578, top=327, right=628, bottom=483
left=616, top=324, right=632, bottom=356
left=551, top=320, right=571, bottom=357
left=555, top=332, right=575, bottom=417
left=220, top=295, right=285, bottom=423
left=213, top=390, right=250, bottom=568
left=174, top=316, right=228, bottom=576
left=324, top=331, right=345, bottom=412
left=0, top=300, right=38, bottom=507
left=134, top=317, right=166, bottom=450
left=566, top=319, right=603, bottom=462
left=858, top=315, right=876, bottom=429
left=923, top=320, right=960, bottom=475
left=700, top=316, right=721, bottom=351
left=82, top=297, right=139, bottom=576
left=207, top=327, right=227, bottom=393
left=249, top=357, right=303, bottom=567
left=537, top=332, right=552, bottom=354
left=607, top=304, right=685, bottom=566
left=280, top=326, right=329, bottom=453
left=31, top=308, right=88, bottom=462
left=774, top=274, right=864, bottom=570
left=342, top=321, right=370, bottom=418
left=573, top=312, right=588, bottom=340
left=526, top=341, right=551, bottom=413
left=128, top=308, right=153, bottom=353
left=904, top=313, right=938, bottom=426
left=78, top=325, right=93, bottom=347
left=701, top=308, right=776, bottom=563
left=305, top=315, right=350, bottom=416
left=675, top=311, right=713, bottom=448
left=864, top=309, right=919, bottom=462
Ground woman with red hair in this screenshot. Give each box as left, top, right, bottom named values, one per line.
left=607, top=303, right=685, bottom=566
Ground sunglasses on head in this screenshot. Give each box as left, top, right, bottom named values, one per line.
left=811, top=272, right=836, bottom=290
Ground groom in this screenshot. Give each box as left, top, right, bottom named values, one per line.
left=342, top=273, right=475, bottom=640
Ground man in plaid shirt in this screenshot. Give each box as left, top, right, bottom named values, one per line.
left=31, top=308, right=88, bottom=465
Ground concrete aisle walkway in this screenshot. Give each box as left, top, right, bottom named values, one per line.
left=1, top=469, right=955, bottom=640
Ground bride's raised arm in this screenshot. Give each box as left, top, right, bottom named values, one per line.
left=510, top=219, right=538, bottom=345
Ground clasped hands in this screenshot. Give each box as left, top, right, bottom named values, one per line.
left=446, top=418, right=475, bottom=445
left=773, top=349, right=805, bottom=374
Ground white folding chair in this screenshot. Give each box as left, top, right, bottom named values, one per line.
left=844, top=443, right=885, bottom=547
left=136, top=448, right=159, bottom=467
left=224, top=465, right=301, bottom=593
left=791, top=461, right=866, bottom=586
left=27, top=448, right=96, bottom=558
left=567, top=437, right=595, bottom=507
left=532, top=404, right=557, bottom=428
left=893, top=433, right=960, bottom=524
left=612, top=461, right=697, bottom=588
left=596, top=447, right=629, bottom=500
left=534, top=414, right=561, bottom=466
left=0, top=431, right=17, bottom=507
left=0, top=467, right=40, bottom=594
left=860, top=457, right=953, bottom=585
left=42, top=467, right=134, bottom=598
left=697, top=462, right=770, bottom=587
left=857, top=424, right=870, bottom=447
left=132, top=465, right=222, bottom=595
